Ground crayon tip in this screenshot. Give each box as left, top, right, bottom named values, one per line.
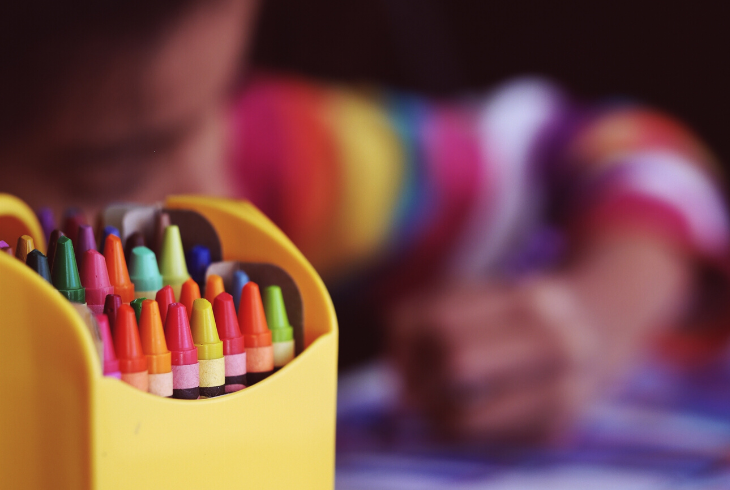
left=62, top=211, right=87, bottom=247
left=0, top=240, right=12, bottom=255
left=114, top=305, right=148, bottom=374
left=180, top=278, right=201, bottom=319
left=36, top=207, right=55, bottom=243
left=95, top=313, right=121, bottom=378
left=213, top=293, right=245, bottom=355
left=47, top=229, right=65, bottom=271
left=160, top=225, right=190, bottom=292
left=232, top=270, right=249, bottom=313
left=103, top=234, right=135, bottom=303
left=104, top=294, right=122, bottom=336
left=185, top=245, right=211, bottom=288
left=238, top=282, right=272, bottom=347
left=25, top=249, right=51, bottom=283
left=14, top=235, right=34, bottom=263
left=263, top=285, right=294, bottom=342
left=155, top=285, right=175, bottom=324
left=164, top=303, right=198, bottom=365
left=128, top=246, right=163, bottom=294
left=80, top=250, right=114, bottom=312
left=130, top=298, right=146, bottom=324
left=205, top=274, right=225, bottom=304
left=124, top=232, right=146, bottom=265
left=152, top=212, right=171, bottom=256
left=140, top=300, right=172, bottom=374
left=191, top=298, right=223, bottom=360
left=51, top=235, right=85, bottom=303
left=99, top=226, right=120, bottom=251
left=75, top=225, right=97, bottom=265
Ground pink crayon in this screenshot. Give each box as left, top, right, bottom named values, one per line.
left=95, top=313, right=121, bottom=379
left=80, top=250, right=115, bottom=314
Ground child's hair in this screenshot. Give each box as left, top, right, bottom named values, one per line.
left=0, top=1, right=199, bottom=145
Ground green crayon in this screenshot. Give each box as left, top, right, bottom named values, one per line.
left=51, top=236, right=85, bottom=303
left=159, top=225, right=190, bottom=300
left=263, top=285, right=295, bottom=370
left=129, top=246, right=163, bottom=299
left=131, top=297, right=146, bottom=324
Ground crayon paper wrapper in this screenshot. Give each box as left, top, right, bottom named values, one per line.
left=199, top=358, right=225, bottom=387
left=247, top=346, right=274, bottom=373
left=224, top=352, right=247, bottom=377
left=149, top=372, right=173, bottom=397
left=172, top=363, right=199, bottom=390
left=273, top=341, right=295, bottom=368
left=122, top=370, right=149, bottom=392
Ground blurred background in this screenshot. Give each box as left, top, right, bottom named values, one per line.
left=251, top=0, right=730, bottom=168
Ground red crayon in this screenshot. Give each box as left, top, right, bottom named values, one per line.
left=114, top=305, right=149, bottom=392
left=164, top=303, right=200, bottom=399
left=155, top=285, right=175, bottom=325
left=62, top=211, right=87, bottom=247
left=95, top=313, right=121, bottom=379
left=103, top=294, right=122, bottom=336
left=80, top=250, right=114, bottom=315
left=213, top=293, right=247, bottom=392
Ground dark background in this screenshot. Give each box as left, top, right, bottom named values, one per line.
left=252, top=0, right=729, bottom=170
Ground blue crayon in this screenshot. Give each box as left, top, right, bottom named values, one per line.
left=99, top=226, right=120, bottom=251
left=232, top=270, right=249, bottom=313
left=185, top=245, right=211, bottom=289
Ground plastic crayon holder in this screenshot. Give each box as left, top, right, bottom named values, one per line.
left=0, top=194, right=338, bottom=490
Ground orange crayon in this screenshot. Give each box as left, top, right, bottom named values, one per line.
left=204, top=274, right=225, bottom=303
left=103, top=234, right=135, bottom=303
left=180, top=278, right=201, bottom=320
left=114, top=304, right=148, bottom=392
left=238, top=282, right=274, bottom=385
left=139, top=300, right=173, bottom=397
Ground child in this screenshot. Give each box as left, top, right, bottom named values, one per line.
left=1, top=0, right=727, bottom=441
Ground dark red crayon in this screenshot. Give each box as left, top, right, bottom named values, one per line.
left=104, top=294, right=123, bottom=337
left=47, top=230, right=65, bottom=272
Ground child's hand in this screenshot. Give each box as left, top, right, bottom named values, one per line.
left=389, top=279, right=601, bottom=442
left=388, top=232, right=692, bottom=442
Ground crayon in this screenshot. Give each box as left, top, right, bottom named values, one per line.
left=263, top=285, right=295, bottom=370
left=238, top=282, right=274, bottom=385
left=155, top=285, right=175, bottom=325
left=152, top=212, right=171, bottom=257
left=139, top=300, right=173, bottom=397
left=0, top=240, right=12, bottom=255
left=130, top=298, right=145, bottom=324
left=99, top=226, right=120, bottom=251
left=25, top=249, right=51, bottom=282
left=62, top=210, right=86, bottom=247
left=103, top=294, right=122, bottom=336
left=190, top=298, right=225, bottom=398
left=114, top=304, right=149, bottom=391
left=51, top=235, right=85, bottom=303
left=79, top=250, right=114, bottom=314
left=213, top=293, right=247, bottom=392
left=95, top=313, right=121, bottom=379
left=164, top=303, right=199, bottom=399
left=75, top=225, right=97, bottom=265
left=14, top=235, right=34, bottom=263
left=180, top=278, right=201, bottom=320
left=124, top=231, right=145, bottom=265
left=103, top=235, right=135, bottom=303
left=47, top=229, right=65, bottom=271
left=36, top=207, right=55, bottom=243
left=204, top=274, right=225, bottom=304
left=231, top=270, right=249, bottom=313
left=128, top=246, right=163, bottom=299
left=185, top=245, right=211, bottom=289
left=160, top=225, right=191, bottom=300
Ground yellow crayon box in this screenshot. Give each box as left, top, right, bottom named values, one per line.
left=0, top=193, right=338, bottom=489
